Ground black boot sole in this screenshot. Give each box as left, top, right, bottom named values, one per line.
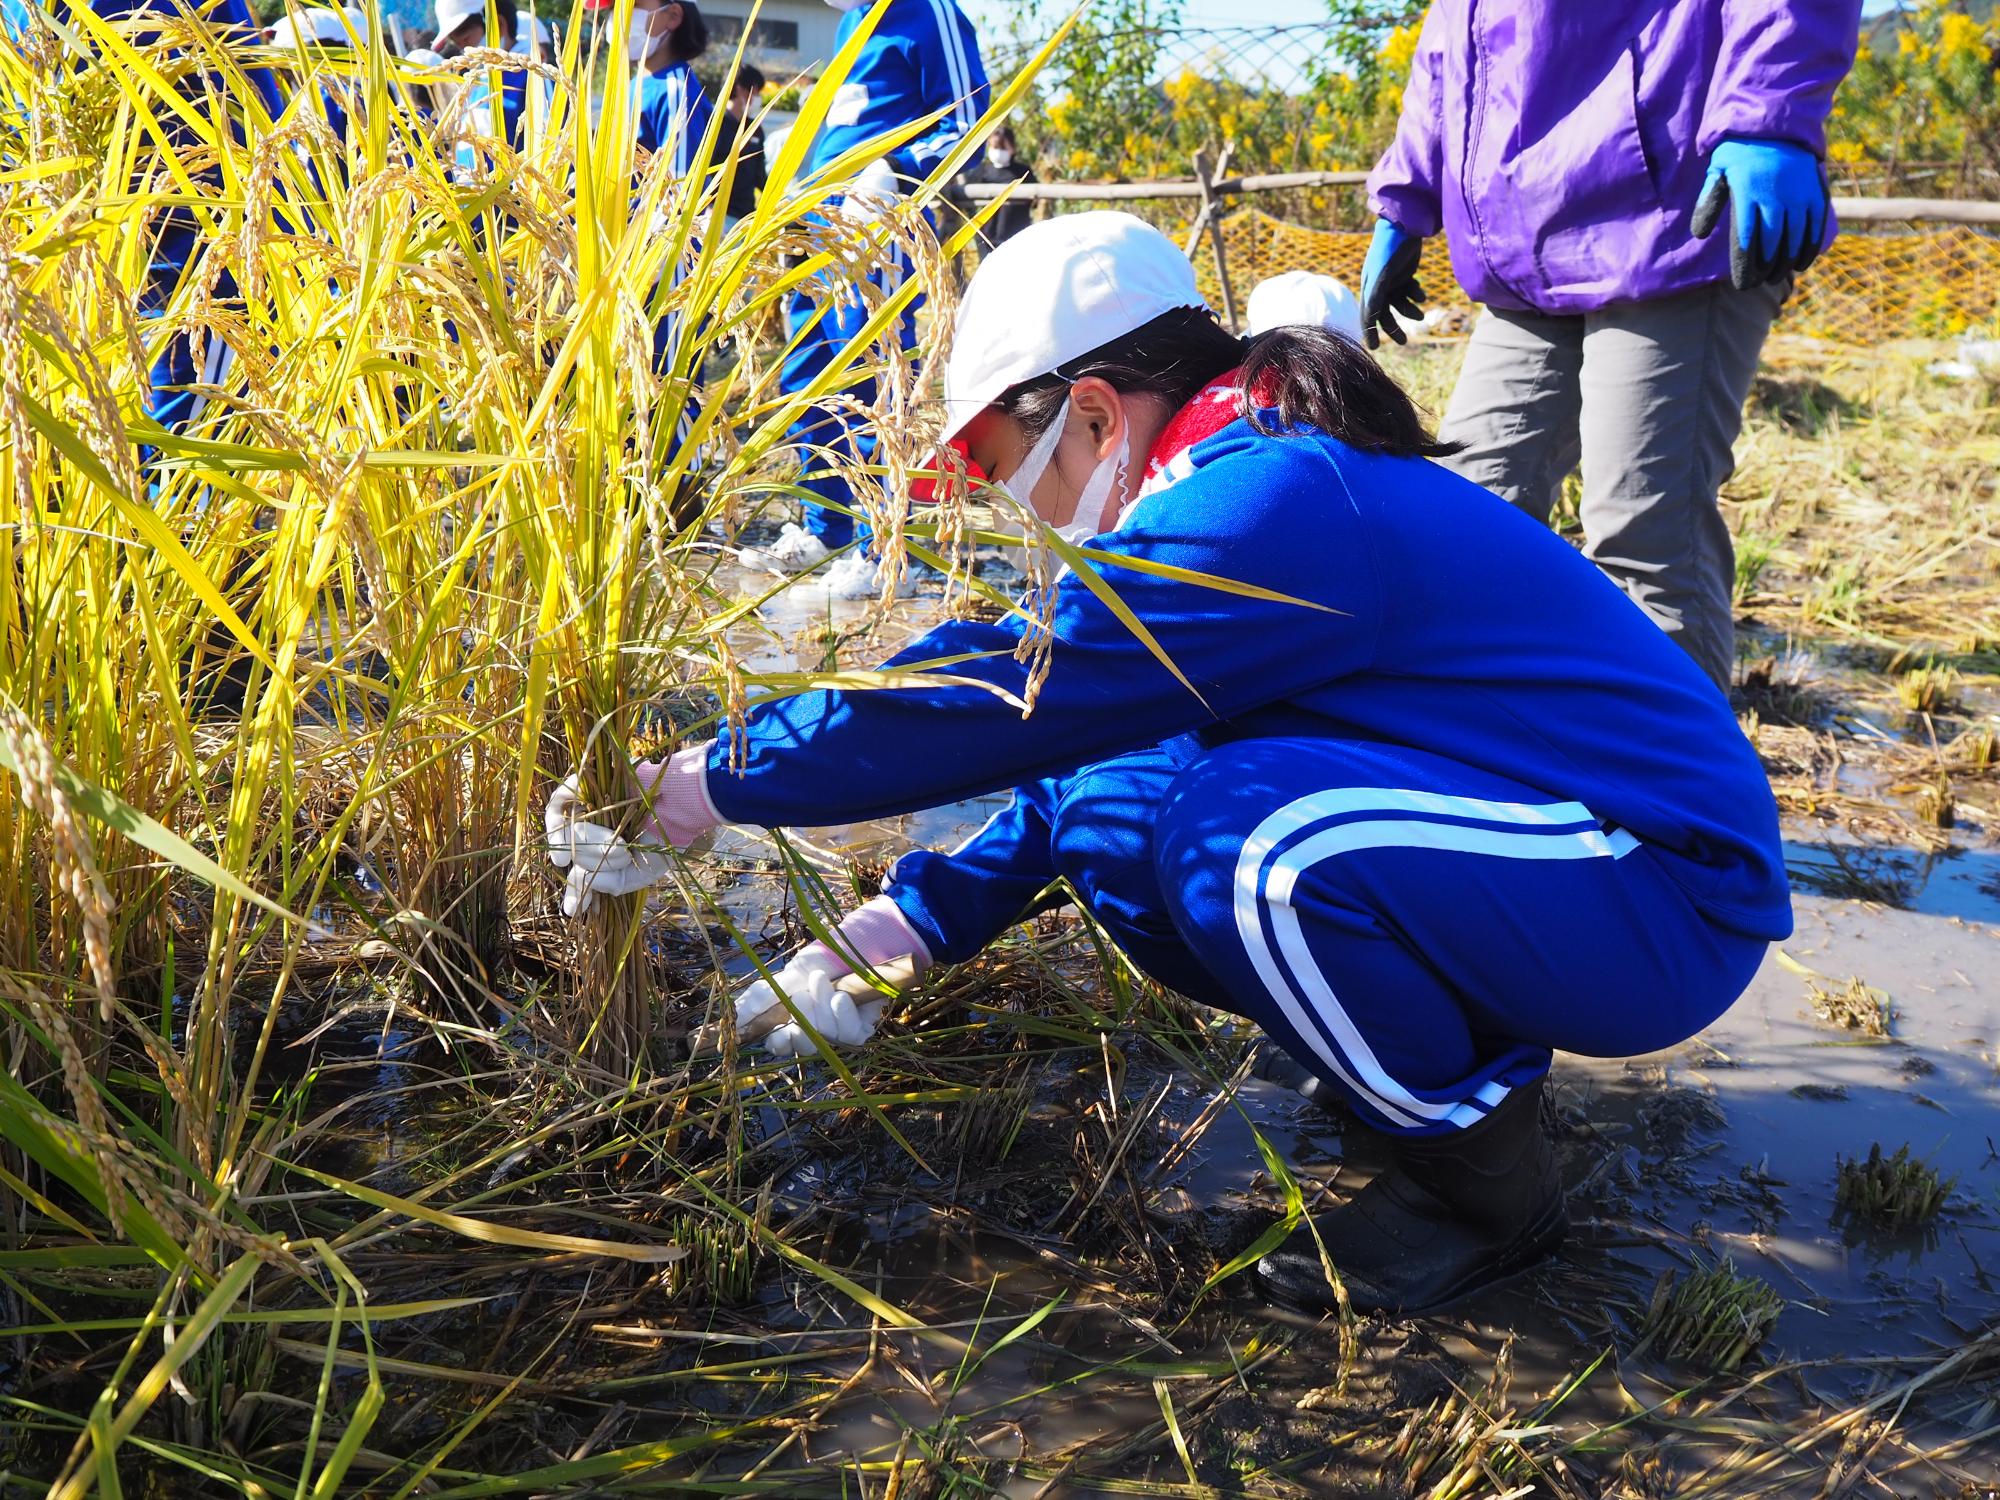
left=1259, top=1195, right=1568, bottom=1319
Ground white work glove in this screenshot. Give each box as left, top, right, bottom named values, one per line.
left=738, top=948, right=887, bottom=1059
left=729, top=896, right=931, bottom=1059
left=834, top=158, right=902, bottom=228
left=544, top=774, right=673, bottom=918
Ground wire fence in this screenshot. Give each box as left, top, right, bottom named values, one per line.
left=981, top=22, right=1401, bottom=227
left=1195, top=209, right=2000, bottom=345
left=967, top=21, right=2000, bottom=345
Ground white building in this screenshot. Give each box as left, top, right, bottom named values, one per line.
left=702, top=0, right=843, bottom=79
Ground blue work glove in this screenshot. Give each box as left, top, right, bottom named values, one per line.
left=1358, top=217, right=1425, bottom=349
left=1691, top=137, right=1831, bottom=291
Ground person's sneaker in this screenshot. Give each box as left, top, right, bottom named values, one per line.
left=1256, top=1080, right=1566, bottom=1317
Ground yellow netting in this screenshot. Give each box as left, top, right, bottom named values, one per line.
left=1199, top=207, right=2000, bottom=344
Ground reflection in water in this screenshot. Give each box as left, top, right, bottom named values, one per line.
left=1785, top=836, right=2000, bottom=921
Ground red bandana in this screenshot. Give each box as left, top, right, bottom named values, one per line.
left=1140, top=366, right=1273, bottom=495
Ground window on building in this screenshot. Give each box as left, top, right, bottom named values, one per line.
left=706, top=15, right=800, bottom=50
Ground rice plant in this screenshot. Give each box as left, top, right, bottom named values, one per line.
left=1836, top=1142, right=1955, bottom=1227
left=0, top=0, right=1065, bottom=1488
left=1387, top=1341, right=1605, bottom=1500
left=1914, top=771, right=1956, bottom=829
left=1733, top=530, right=1779, bottom=605
left=1896, top=660, right=1960, bottom=714
left=1806, top=973, right=1893, bottom=1036
left=1633, top=1259, right=1787, bottom=1373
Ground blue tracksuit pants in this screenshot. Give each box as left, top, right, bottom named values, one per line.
left=140, top=216, right=205, bottom=436
left=779, top=246, right=916, bottom=550
left=1026, top=736, right=1765, bottom=1136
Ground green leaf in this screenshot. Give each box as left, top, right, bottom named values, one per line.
left=20, top=388, right=276, bottom=674
left=0, top=1071, right=188, bottom=1272
left=1042, top=527, right=1212, bottom=713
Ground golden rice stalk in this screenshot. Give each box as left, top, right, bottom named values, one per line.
left=0, top=707, right=117, bottom=1023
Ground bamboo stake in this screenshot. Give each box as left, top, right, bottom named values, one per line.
left=1193, top=148, right=1238, bottom=330
left=1181, top=141, right=1233, bottom=256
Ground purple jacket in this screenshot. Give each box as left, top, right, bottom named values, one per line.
left=1368, top=2, right=1862, bottom=314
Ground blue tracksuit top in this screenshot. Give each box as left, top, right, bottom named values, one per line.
left=70, top=0, right=286, bottom=119
left=810, top=0, right=987, bottom=181
left=636, top=60, right=712, bottom=178
left=704, top=417, right=1792, bottom=960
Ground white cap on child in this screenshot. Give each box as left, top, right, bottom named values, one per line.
left=432, top=0, right=487, bottom=48
left=1246, top=270, right=1364, bottom=346
left=939, top=211, right=1210, bottom=443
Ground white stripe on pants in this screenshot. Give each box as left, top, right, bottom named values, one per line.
left=1233, top=787, right=1639, bottom=1131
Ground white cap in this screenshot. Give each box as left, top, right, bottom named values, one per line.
left=1246, top=270, right=1364, bottom=345
left=404, top=45, right=446, bottom=65
left=940, top=210, right=1208, bottom=443
left=432, top=0, right=486, bottom=47
left=268, top=6, right=352, bottom=46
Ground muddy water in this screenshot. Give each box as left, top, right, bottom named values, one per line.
left=1558, top=893, right=1999, bottom=1367
left=703, top=887, right=1998, bottom=1491
left=1786, top=833, right=2000, bottom=920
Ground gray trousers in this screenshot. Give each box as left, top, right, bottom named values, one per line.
left=1437, top=279, right=1785, bottom=691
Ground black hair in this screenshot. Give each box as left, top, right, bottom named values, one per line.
left=667, top=0, right=707, bottom=60
left=996, top=304, right=1455, bottom=460
left=990, top=124, right=1017, bottom=147
left=734, top=60, right=765, bottom=93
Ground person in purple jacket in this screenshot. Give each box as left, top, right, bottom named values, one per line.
left=1360, top=1, right=1863, bottom=692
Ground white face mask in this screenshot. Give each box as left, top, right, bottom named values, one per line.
left=824, top=0, right=869, bottom=10
left=987, top=147, right=1014, bottom=169
left=627, top=7, right=657, bottom=63
left=998, top=395, right=1129, bottom=547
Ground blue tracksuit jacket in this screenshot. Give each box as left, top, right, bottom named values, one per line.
left=78, top=0, right=285, bottom=118
left=637, top=59, right=713, bottom=178
left=810, top=0, right=987, bottom=182
left=703, top=416, right=1792, bottom=966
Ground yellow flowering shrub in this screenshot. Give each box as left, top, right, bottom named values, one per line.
left=1830, top=0, right=2000, bottom=192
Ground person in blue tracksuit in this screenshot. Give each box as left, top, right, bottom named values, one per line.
left=632, top=0, right=711, bottom=176
left=60, top=0, right=284, bottom=448
left=770, top=0, right=988, bottom=567
left=549, top=213, right=1790, bottom=1317
left=628, top=0, right=710, bottom=433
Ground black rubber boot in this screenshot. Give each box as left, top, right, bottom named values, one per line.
left=1256, top=1081, right=1566, bottom=1317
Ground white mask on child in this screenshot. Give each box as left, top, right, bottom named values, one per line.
left=998, top=395, right=1130, bottom=547
left=824, top=0, right=870, bottom=10
left=987, top=147, right=1014, bottom=169
left=626, top=8, right=656, bottom=63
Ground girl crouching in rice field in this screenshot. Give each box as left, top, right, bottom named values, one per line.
left=550, top=212, right=1790, bottom=1316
